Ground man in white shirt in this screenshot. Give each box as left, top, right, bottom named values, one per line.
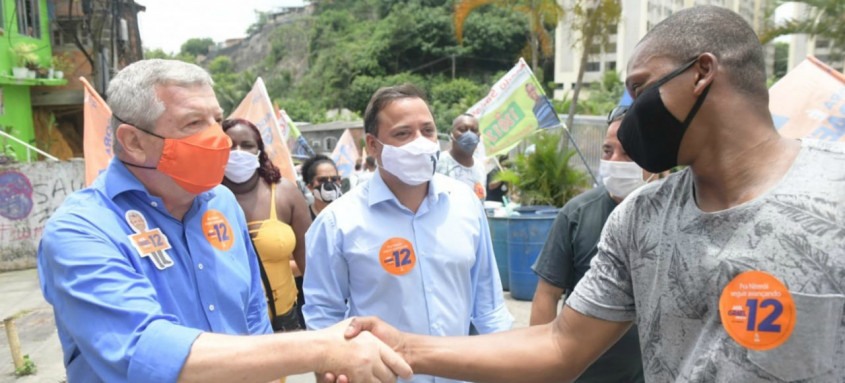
left=435, top=114, right=487, bottom=199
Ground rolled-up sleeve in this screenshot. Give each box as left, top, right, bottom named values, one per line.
left=38, top=214, right=201, bottom=383
left=470, top=204, right=513, bottom=334
left=302, top=211, right=349, bottom=330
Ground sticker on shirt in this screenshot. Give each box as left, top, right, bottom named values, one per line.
left=719, top=270, right=796, bottom=351
left=202, top=210, right=234, bottom=251
left=125, top=210, right=174, bottom=270
left=379, top=237, right=417, bottom=276
left=473, top=182, right=485, bottom=200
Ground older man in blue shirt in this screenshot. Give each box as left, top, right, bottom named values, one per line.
left=37, top=59, right=410, bottom=383
left=304, top=84, right=513, bottom=383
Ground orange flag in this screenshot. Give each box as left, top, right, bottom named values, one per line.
left=769, top=56, right=845, bottom=142
left=81, top=77, right=114, bottom=185
left=229, top=78, right=296, bottom=182
left=330, top=129, right=360, bottom=178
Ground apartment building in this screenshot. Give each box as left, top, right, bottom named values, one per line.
left=553, top=0, right=776, bottom=99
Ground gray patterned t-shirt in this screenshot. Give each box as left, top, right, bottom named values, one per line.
left=568, top=139, right=845, bottom=382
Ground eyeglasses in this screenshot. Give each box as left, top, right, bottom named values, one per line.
left=315, top=176, right=342, bottom=184
left=607, top=105, right=629, bottom=124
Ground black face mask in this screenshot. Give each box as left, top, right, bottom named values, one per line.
left=618, top=58, right=711, bottom=173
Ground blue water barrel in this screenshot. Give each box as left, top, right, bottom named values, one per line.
left=487, top=216, right=509, bottom=291
left=507, top=206, right=558, bottom=301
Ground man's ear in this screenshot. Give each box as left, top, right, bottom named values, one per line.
left=365, top=134, right=380, bottom=164
left=115, top=124, right=148, bottom=163
left=693, top=53, right=717, bottom=95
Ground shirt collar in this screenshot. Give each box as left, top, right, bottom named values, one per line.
left=101, top=158, right=216, bottom=201
left=367, top=169, right=449, bottom=208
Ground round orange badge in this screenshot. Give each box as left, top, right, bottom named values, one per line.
left=718, top=271, right=796, bottom=351
left=379, top=238, right=417, bottom=276
left=201, top=210, right=235, bottom=251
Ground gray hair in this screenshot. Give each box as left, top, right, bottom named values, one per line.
left=637, top=5, right=767, bottom=99
left=107, top=59, right=214, bottom=151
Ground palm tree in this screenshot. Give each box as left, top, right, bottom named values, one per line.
left=760, top=0, right=844, bottom=49
left=454, top=0, right=564, bottom=75
left=564, top=0, right=622, bottom=135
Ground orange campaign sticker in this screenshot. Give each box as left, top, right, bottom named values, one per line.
left=379, top=237, right=417, bottom=276
left=719, top=271, right=796, bottom=351
left=202, top=210, right=234, bottom=251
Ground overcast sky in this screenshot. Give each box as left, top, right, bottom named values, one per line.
left=138, top=0, right=306, bottom=54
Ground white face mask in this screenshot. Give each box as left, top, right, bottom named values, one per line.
left=600, top=159, right=646, bottom=199
left=313, top=178, right=343, bottom=202
left=225, top=150, right=260, bottom=184
left=378, top=136, right=440, bottom=186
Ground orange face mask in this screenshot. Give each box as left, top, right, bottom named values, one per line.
left=124, top=123, right=232, bottom=194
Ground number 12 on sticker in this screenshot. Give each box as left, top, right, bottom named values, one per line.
left=746, top=298, right=782, bottom=333
left=389, top=249, right=412, bottom=267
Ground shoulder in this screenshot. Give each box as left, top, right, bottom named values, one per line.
left=434, top=173, right=482, bottom=204
left=42, top=188, right=120, bottom=242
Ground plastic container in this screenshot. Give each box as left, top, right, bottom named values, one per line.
left=507, top=206, right=558, bottom=301
left=487, top=216, right=509, bottom=290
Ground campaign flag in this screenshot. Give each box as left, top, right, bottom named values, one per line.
left=277, top=108, right=315, bottom=158
left=81, top=77, right=113, bottom=186
left=330, top=129, right=359, bottom=178
left=467, top=58, right=561, bottom=157
left=769, top=56, right=845, bottom=142
left=230, top=78, right=296, bottom=182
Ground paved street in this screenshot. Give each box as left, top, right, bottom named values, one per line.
left=0, top=268, right=533, bottom=382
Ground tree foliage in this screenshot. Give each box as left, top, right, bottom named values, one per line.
left=454, top=0, right=564, bottom=77
left=760, top=0, right=844, bottom=49
left=180, top=38, right=215, bottom=57
left=189, top=0, right=534, bottom=126
left=564, top=0, right=622, bottom=134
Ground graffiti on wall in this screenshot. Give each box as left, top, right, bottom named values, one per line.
left=0, top=160, right=85, bottom=270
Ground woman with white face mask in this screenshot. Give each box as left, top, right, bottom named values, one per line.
left=301, top=154, right=343, bottom=220
left=221, top=118, right=311, bottom=341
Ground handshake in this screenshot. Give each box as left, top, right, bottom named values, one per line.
left=316, top=317, right=412, bottom=383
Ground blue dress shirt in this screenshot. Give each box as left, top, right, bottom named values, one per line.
left=303, top=171, right=513, bottom=383
left=37, top=159, right=271, bottom=383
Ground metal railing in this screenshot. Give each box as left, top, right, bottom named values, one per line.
left=0, top=129, right=59, bottom=162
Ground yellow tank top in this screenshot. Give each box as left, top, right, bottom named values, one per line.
left=247, top=183, right=298, bottom=317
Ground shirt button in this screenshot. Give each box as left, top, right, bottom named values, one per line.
left=198, top=263, right=204, bottom=270
left=208, top=304, right=215, bottom=311
left=150, top=201, right=158, bottom=207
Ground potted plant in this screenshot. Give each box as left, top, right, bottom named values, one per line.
left=51, top=53, right=73, bottom=79
left=493, top=130, right=590, bottom=300
left=10, top=43, right=38, bottom=79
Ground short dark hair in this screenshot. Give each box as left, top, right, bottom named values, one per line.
left=638, top=5, right=767, bottom=99
left=363, top=84, right=431, bottom=136
left=365, top=156, right=376, bottom=168
left=222, top=118, right=281, bottom=185
left=301, top=154, right=337, bottom=185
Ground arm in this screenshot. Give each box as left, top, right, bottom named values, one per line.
left=529, top=280, right=564, bottom=326
left=530, top=208, right=573, bottom=326
left=470, top=203, right=513, bottom=333
left=302, top=211, right=349, bottom=329
left=344, top=308, right=629, bottom=383
left=38, top=216, right=205, bottom=383
left=178, top=318, right=412, bottom=383
left=279, top=179, right=311, bottom=276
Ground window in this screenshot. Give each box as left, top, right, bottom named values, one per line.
left=585, top=62, right=600, bottom=72
left=606, top=61, right=616, bottom=71
left=324, top=136, right=338, bottom=151
left=17, top=0, right=41, bottom=38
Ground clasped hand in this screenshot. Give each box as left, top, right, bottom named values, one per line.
left=318, top=317, right=410, bottom=383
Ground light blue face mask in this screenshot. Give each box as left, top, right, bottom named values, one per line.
left=455, top=131, right=480, bottom=153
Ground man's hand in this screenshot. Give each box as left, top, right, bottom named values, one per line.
left=321, top=317, right=409, bottom=383
left=317, top=318, right=412, bottom=383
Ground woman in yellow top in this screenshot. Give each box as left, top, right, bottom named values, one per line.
left=221, top=118, right=311, bottom=333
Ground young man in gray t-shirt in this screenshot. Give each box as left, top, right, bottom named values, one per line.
left=331, top=6, right=845, bottom=383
